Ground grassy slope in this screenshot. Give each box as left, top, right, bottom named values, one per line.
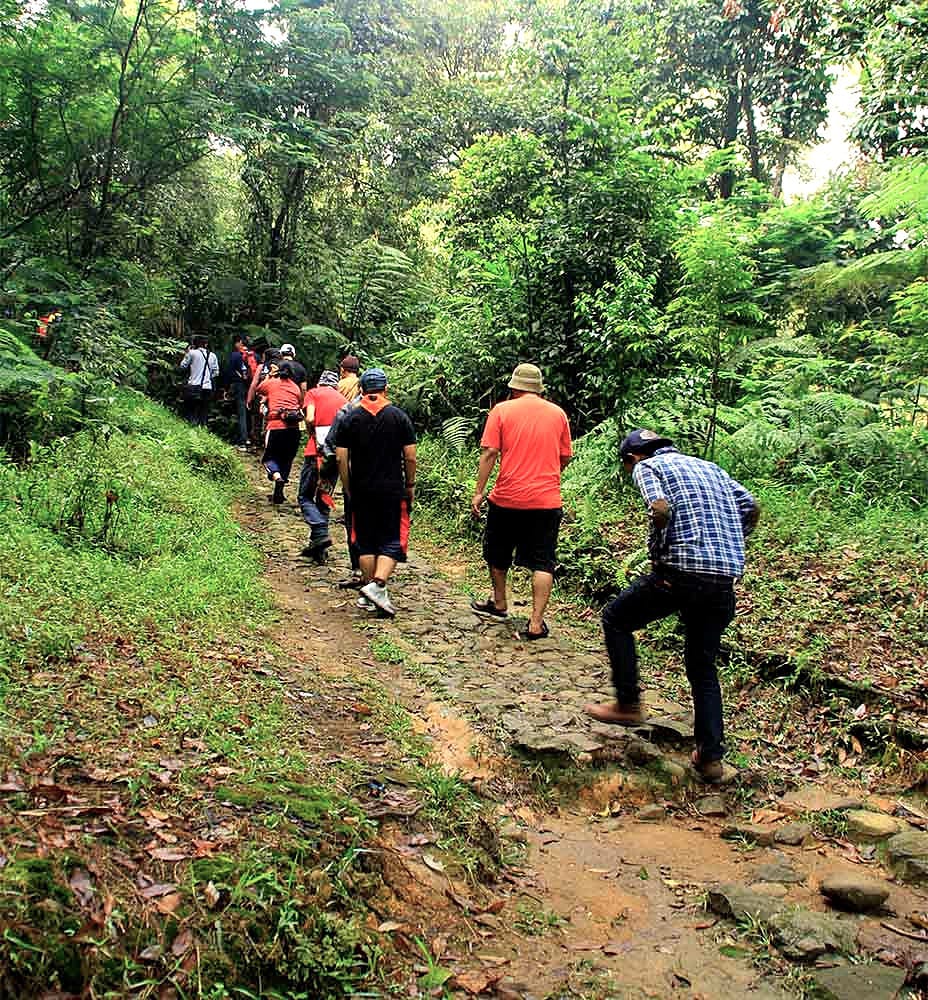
left=0, top=393, right=383, bottom=999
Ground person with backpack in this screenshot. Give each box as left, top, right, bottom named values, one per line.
left=180, top=336, right=220, bottom=426
left=255, top=360, right=305, bottom=504
left=227, top=334, right=251, bottom=448
left=297, top=370, right=348, bottom=561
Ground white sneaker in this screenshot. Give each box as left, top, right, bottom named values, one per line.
left=360, top=581, right=395, bottom=617
left=356, top=595, right=376, bottom=611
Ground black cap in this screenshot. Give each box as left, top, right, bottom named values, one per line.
left=619, top=428, right=674, bottom=458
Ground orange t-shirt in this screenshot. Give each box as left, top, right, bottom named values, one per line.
left=257, top=377, right=304, bottom=431
left=481, top=394, right=572, bottom=509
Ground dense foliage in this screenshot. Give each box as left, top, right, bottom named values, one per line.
left=1, top=0, right=926, bottom=498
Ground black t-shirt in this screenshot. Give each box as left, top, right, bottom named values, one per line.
left=336, top=401, right=416, bottom=498
left=283, top=359, right=307, bottom=386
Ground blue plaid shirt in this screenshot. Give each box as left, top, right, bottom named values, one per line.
left=632, top=448, right=757, bottom=578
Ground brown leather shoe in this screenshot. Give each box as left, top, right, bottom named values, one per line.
left=691, top=751, right=724, bottom=784
left=583, top=701, right=647, bottom=725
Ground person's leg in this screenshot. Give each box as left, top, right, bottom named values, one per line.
left=481, top=503, right=513, bottom=612
left=235, top=384, right=248, bottom=444
left=596, top=573, right=679, bottom=710
left=679, top=581, right=735, bottom=764
left=359, top=554, right=376, bottom=582
left=528, top=571, right=553, bottom=635
left=298, top=459, right=328, bottom=550
left=490, top=566, right=508, bottom=610
left=373, top=555, right=397, bottom=585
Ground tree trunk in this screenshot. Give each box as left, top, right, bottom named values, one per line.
left=740, top=77, right=762, bottom=183
left=718, top=71, right=740, bottom=199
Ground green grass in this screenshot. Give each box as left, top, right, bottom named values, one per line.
left=0, top=390, right=391, bottom=999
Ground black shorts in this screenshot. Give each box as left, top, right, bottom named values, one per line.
left=351, top=494, right=410, bottom=562
left=484, top=501, right=562, bottom=575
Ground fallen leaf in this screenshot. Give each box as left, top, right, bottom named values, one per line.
left=406, top=833, right=434, bottom=847
left=203, top=882, right=220, bottom=908
left=453, top=969, right=503, bottom=994
left=484, top=899, right=505, bottom=914
left=155, top=892, right=183, bottom=914
left=193, top=839, right=219, bottom=857
left=377, top=920, right=404, bottom=933
left=149, top=848, right=188, bottom=862
left=171, top=928, right=193, bottom=957
left=569, top=941, right=603, bottom=952
left=430, top=935, right=448, bottom=960
left=69, top=868, right=94, bottom=906
left=422, top=854, right=445, bottom=873
left=139, top=945, right=162, bottom=961
left=351, top=702, right=372, bottom=716
left=603, top=940, right=631, bottom=956
left=0, top=773, right=25, bottom=792
left=139, top=883, right=178, bottom=899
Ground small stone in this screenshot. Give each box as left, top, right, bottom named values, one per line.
left=706, top=884, right=783, bottom=923
left=721, top=823, right=777, bottom=847
left=768, top=908, right=857, bottom=960
left=819, top=873, right=891, bottom=912
left=775, top=822, right=812, bottom=846
left=884, top=829, right=928, bottom=885
left=635, top=804, right=666, bottom=822
left=641, top=717, right=693, bottom=744
left=659, top=760, right=687, bottom=785
left=753, top=862, right=805, bottom=885
left=811, top=964, right=907, bottom=1000
left=845, top=810, right=902, bottom=841
left=696, top=794, right=727, bottom=817
left=625, top=737, right=663, bottom=765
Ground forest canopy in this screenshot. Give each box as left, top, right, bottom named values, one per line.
left=0, top=0, right=926, bottom=500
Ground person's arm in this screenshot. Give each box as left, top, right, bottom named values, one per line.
left=404, top=443, right=417, bottom=510
left=209, top=352, right=219, bottom=378
left=304, top=402, right=315, bottom=433
left=246, top=365, right=262, bottom=407
left=336, top=446, right=350, bottom=497
left=728, top=475, right=760, bottom=536
left=559, top=413, right=573, bottom=471
left=633, top=463, right=672, bottom=565
left=179, top=350, right=192, bottom=372
left=472, top=447, right=499, bottom=517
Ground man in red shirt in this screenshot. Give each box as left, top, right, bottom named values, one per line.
left=471, top=363, right=572, bottom=639
left=297, top=370, right=348, bottom=559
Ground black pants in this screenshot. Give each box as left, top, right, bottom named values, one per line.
left=183, top=388, right=213, bottom=426
left=262, top=427, right=301, bottom=484
left=602, top=569, right=735, bottom=762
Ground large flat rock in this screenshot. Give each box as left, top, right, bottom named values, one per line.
left=811, top=964, right=907, bottom=1000
left=885, top=829, right=928, bottom=884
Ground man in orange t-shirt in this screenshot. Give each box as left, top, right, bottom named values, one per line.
left=471, top=363, right=572, bottom=639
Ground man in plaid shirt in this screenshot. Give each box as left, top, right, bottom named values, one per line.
left=585, top=429, right=760, bottom=783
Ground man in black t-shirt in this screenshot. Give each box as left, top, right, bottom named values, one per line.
left=335, top=368, right=416, bottom=617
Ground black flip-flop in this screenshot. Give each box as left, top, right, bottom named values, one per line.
left=470, top=598, right=509, bottom=620
left=518, top=621, right=549, bottom=641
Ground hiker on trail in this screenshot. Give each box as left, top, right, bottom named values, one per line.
left=247, top=346, right=282, bottom=443
left=336, top=368, right=416, bottom=617
left=470, top=363, right=572, bottom=641
left=180, top=336, right=220, bottom=427
left=337, top=355, right=361, bottom=402
left=584, top=429, right=760, bottom=784
left=279, top=343, right=308, bottom=393
left=297, top=370, right=347, bottom=561
left=227, top=334, right=251, bottom=448
left=256, top=360, right=305, bottom=505
left=323, top=396, right=364, bottom=589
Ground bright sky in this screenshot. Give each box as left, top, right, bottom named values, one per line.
left=781, top=65, right=860, bottom=201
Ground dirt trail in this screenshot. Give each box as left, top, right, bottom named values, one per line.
left=240, top=472, right=928, bottom=1000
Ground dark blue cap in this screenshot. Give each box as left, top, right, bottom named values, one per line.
left=620, top=428, right=674, bottom=458
left=360, top=368, right=388, bottom=393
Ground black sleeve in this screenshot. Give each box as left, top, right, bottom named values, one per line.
left=401, top=411, right=417, bottom=446
left=334, top=409, right=354, bottom=449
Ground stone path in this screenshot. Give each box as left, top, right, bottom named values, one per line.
left=254, top=493, right=928, bottom=999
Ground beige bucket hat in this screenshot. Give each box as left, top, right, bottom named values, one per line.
left=508, top=362, right=544, bottom=394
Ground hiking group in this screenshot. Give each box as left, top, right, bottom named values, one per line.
left=192, top=339, right=760, bottom=784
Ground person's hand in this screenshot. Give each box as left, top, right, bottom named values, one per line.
left=471, top=489, right=485, bottom=518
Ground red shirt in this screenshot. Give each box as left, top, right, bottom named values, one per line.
left=257, top=378, right=304, bottom=431
left=303, top=385, right=347, bottom=456
left=481, top=394, right=572, bottom=509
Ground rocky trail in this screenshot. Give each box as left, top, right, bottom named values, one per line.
left=244, top=470, right=928, bottom=1000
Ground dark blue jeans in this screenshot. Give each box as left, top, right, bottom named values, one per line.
left=601, top=569, right=735, bottom=762
left=231, top=381, right=248, bottom=444
left=298, top=457, right=330, bottom=543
